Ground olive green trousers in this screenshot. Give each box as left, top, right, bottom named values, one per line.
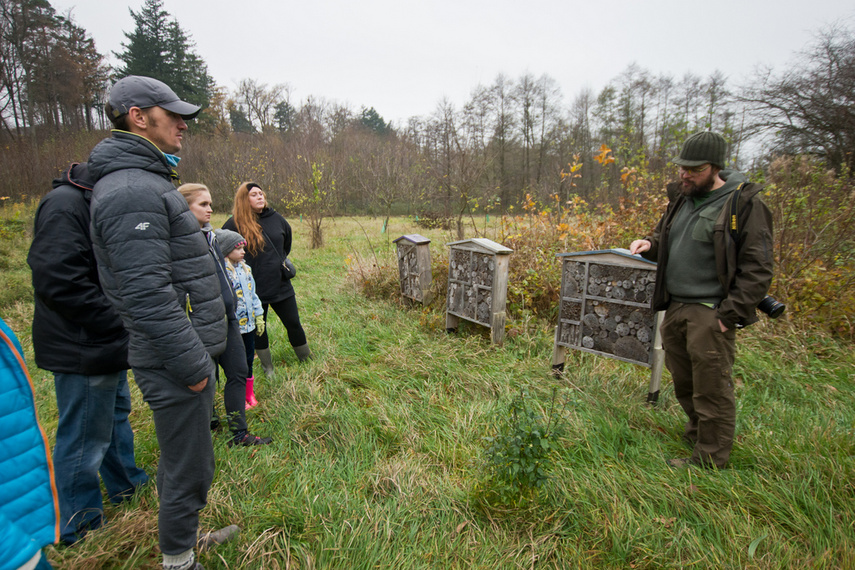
left=662, top=302, right=737, bottom=468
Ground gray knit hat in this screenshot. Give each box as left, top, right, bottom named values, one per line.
left=214, top=229, right=247, bottom=257
left=672, top=132, right=727, bottom=168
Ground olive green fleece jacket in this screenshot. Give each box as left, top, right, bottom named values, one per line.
left=664, top=172, right=746, bottom=304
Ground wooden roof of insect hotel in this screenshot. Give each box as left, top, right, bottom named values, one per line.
left=393, top=234, right=431, bottom=245
left=557, top=248, right=656, bottom=268
left=446, top=238, right=513, bottom=255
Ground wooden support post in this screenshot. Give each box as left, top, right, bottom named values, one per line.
left=647, top=311, right=666, bottom=404
left=416, top=242, right=432, bottom=304
left=490, top=253, right=510, bottom=344
left=446, top=312, right=459, bottom=333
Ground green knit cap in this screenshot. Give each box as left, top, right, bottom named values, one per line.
left=672, top=131, right=727, bottom=168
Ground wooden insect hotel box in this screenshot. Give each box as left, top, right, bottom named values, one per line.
left=552, top=249, right=659, bottom=371
left=393, top=234, right=432, bottom=304
left=445, top=238, right=513, bottom=344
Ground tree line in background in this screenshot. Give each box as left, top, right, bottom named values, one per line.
left=2, top=0, right=854, bottom=208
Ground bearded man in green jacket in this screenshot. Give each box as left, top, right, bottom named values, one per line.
left=630, top=131, right=774, bottom=469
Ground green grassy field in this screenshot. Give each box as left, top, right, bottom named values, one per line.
left=4, top=213, right=854, bottom=569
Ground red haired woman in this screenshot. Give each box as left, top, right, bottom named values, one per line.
left=223, top=183, right=311, bottom=392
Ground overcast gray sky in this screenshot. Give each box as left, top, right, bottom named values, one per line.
left=55, top=0, right=855, bottom=127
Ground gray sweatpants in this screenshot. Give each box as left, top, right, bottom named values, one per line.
left=133, top=362, right=216, bottom=555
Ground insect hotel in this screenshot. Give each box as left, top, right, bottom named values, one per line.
left=446, top=238, right=513, bottom=344
left=552, top=249, right=665, bottom=402
left=393, top=234, right=433, bottom=304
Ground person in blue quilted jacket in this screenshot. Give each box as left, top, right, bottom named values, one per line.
left=0, top=317, right=58, bottom=570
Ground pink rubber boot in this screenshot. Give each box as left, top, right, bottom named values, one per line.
left=245, top=376, right=259, bottom=409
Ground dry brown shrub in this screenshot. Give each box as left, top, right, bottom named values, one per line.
left=0, top=131, right=106, bottom=202
left=765, top=156, right=855, bottom=338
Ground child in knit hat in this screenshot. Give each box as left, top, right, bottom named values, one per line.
left=215, top=229, right=266, bottom=409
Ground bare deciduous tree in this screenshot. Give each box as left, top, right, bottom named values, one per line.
left=236, top=78, right=289, bottom=133
left=739, top=24, right=855, bottom=171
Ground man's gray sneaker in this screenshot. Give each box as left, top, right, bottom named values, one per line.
left=197, top=524, right=240, bottom=552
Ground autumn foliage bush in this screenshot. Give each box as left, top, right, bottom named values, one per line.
left=352, top=153, right=671, bottom=326
left=763, top=156, right=855, bottom=337
left=412, top=211, right=453, bottom=230
left=0, top=131, right=106, bottom=202
left=498, top=150, right=669, bottom=321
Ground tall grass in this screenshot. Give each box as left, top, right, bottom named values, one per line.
left=3, top=214, right=853, bottom=569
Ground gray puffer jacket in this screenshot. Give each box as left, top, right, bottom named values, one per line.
left=88, top=131, right=226, bottom=387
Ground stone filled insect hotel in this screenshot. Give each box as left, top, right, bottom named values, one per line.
left=552, top=249, right=658, bottom=370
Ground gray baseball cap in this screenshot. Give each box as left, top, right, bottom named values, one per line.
left=107, top=75, right=201, bottom=120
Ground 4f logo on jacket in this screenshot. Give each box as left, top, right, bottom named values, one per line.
left=135, top=222, right=150, bottom=230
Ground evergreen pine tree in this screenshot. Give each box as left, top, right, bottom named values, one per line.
left=359, top=106, right=390, bottom=135
left=274, top=100, right=295, bottom=133
left=114, top=0, right=214, bottom=110
left=229, top=104, right=255, bottom=134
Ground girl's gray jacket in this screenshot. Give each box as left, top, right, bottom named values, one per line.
left=88, top=131, right=227, bottom=387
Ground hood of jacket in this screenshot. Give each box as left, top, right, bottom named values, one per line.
left=718, top=169, right=746, bottom=184
left=665, top=169, right=747, bottom=202
left=257, top=207, right=276, bottom=220
left=88, top=130, right=176, bottom=184
left=52, top=162, right=94, bottom=193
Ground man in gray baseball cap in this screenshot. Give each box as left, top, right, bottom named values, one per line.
left=87, top=76, right=238, bottom=570
left=629, top=131, right=773, bottom=470
left=102, top=75, right=200, bottom=156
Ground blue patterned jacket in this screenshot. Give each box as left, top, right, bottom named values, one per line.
left=225, top=260, right=264, bottom=334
